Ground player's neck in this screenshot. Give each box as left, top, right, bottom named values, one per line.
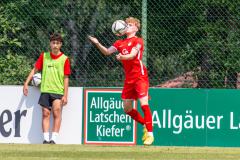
left=51, top=50, right=61, bottom=55
left=126, top=33, right=136, bottom=39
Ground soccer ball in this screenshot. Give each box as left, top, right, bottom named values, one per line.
left=31, top=73, right=41, bottom=87
left=111, top=20, right=127, bottom=36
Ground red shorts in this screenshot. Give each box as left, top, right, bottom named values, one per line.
left=121, top=77, right=149, bottom=100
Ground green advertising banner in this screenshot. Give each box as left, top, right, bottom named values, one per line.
left=83, top=88, right=240, bottom=147
left=136, top=88, right=240, bottom=147
left=83, top=88, right=136, bottom=145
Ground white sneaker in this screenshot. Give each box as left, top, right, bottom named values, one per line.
left=143, top=135, right=154, bottom=145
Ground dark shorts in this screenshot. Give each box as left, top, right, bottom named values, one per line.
left=38, top=93, right=63, bottom=110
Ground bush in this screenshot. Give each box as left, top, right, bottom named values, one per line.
left=0, top=52, right=34, bottom=85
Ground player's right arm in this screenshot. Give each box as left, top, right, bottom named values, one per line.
left=88, top=36, right=116, bottom=56
left=23, top=52, right=43, bottom=96
left=23, top=67, right=38, bottom=96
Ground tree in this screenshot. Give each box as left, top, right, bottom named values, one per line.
left=183, top=1, right=240, bottom=88
left=0, top=0, right=142, bottom=86
left=0, top=3, right=22, bottom=54
left=148, top=0, right=240, bottom=88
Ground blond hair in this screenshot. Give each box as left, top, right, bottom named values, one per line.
left=125, top=17, right=141, bottom=30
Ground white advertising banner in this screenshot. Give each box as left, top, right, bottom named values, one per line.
left=0, top=86, right=83, bottom=144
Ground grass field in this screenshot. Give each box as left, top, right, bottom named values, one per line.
left=1, top=144, right=240, bottom=160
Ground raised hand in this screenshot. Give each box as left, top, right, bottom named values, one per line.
left=88, top=36, right=99, bottom=45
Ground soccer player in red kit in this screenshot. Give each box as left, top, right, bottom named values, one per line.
left=88, top=17, right=154, bottom=145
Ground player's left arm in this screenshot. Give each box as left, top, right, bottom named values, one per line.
left=116, top=47, right=138, bottom=60
left=116, top=42, right=142, bottom=60
left=62, top=75, right=69, bottom=106
left=62, top=58, right=71, bottom=106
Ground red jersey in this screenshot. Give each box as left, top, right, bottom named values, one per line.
left=113, top=36, right=148, bottom=83
left=35, top=52, right=71, bottom=75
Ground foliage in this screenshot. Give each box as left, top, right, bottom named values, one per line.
left=148, top=0, right=240, bottom=88
left=0, top=52, right=34, bottom=85
left=183, top=1, right=240, bottom=88
left=0, top=4, right=22, bottom=54
left=0, top=1, right=240, bottom=88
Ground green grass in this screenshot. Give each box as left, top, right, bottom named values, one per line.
left=0, top=144, right=240, bottom=160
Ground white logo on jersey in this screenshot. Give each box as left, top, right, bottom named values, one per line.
left=122, top=49, right=129, bottom=55
left=128, top=42, right=132, bottom=46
